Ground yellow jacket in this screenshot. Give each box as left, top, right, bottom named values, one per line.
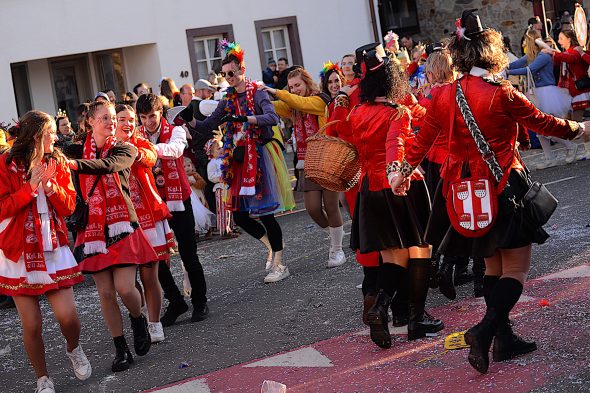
left=272, top=90, right=327, bottom=129
left=0, top=130, right=8, bottom=149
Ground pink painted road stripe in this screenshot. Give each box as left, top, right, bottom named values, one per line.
left=145, top=264, right=590, bottom=393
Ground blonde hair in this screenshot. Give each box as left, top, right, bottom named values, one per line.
left=424, top=49, right=455, bottom=84
left=524, top=27, right=542, bottom=64
left=287, top=68, right=320, bottom=96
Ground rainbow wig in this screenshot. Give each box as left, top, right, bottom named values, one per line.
left=319, top=61, right=341, bottom=81
left=219, top=39, right=245, bottom=67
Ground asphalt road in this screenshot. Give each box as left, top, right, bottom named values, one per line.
left=1, top=156, right=590, bottom=393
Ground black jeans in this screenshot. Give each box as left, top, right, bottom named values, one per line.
left=158, top=197, right=207, bottom=307
left=233, top=212, right=283, bottom=251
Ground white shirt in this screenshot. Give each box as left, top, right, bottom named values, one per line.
left=145, top=123, right=188, bottom=159
left=207, top=157, right=224, bottom=192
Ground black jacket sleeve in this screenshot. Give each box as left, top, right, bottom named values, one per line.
left=74, top=143, right=137, bottom=175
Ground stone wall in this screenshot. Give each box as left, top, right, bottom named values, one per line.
left=414, top=0, right=535, bottom=55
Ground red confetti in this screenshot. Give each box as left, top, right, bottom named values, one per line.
left=539, top=299, right=550, bottom=307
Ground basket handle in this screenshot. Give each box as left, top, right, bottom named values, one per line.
left=317, top=120, right=341, bottom=135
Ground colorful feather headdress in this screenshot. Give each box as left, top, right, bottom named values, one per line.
left=218, top=39, right=245, bottom=67
left=319, top=61, right=340, bottom=80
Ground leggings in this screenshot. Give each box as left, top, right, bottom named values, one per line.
left=233, top=212, right=283, bottom=251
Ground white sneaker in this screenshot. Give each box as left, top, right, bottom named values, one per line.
left=35, top=376, right=55, bottom=393
left=66, top=345, right=92, bottom=381
left=565, top=144, right=581, bottom=164
left=536, top=159, right=558, bottom=170
left=264, top=265, right=290, bottom=283
left=148, top=322, right=165, bottom=343
left=265, top=259, right=273, bottom=272
left=327, top=250, right=346, bottom=268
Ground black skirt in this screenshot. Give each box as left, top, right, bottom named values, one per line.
left=351, top=176, right=431, bottom=253
left=426, top=169, right=549, bottom=258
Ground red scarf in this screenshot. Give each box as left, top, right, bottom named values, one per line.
left=129, top=173, right=155, bottom=231
left=293, top=112, right=320, bottom=160
left=223, top=80, right=261, bottom=196
left=140, top=121, right=184, bottom=211
left=10, top=161, right=58, bottom=284
left=80, top=134, right=133, bottom=255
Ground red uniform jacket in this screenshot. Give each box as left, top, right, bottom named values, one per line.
left=553, top=48, right=590, bottom=97
left=418, top=85, right=448, bottom=165
left=130, top=134, right=171, bottom=222
left=347, top=103, right=419, bottom=191
left=402, top=75, right=579, bottom=189
left=0, top=155, right=75, bottom=262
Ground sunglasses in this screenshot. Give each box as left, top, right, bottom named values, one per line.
left=219, top=70, right=238, bottom=78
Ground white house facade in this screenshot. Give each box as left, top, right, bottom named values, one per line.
left=2, top=0, right=382, bottom=123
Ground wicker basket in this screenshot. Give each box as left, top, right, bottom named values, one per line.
left=303, top=121, right=361, bottom=192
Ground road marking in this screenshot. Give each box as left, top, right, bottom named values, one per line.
left=244, top=347, right=334, bottom=368
left=544, top=176, right=577, bottom=186
left=537, top=264, right=590, bottom=280
left=148, top=379, right=211, bottom=393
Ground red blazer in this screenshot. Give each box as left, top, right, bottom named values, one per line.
left=347, top=103, right=418, bottom=191
left=553, top=48, right=590, bottom=97
left=419, top=85, right=448, bottom=165
left=129, top=134, right=171, bottom=222
left=402, top=75, right=579, bottom=189
left=0, top=155, right=75, bottom=262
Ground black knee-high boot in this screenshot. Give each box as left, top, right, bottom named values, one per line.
left=437, top=255, right=457, bottom=300
left=390, top=268, right=409, bottom=327
left=408, top=258, right=444, bottom=340
left=362, top=266, right=379, bottom=326
left=491, top=278, right=537, bottom=362
left=472, top=258, right=486, bottom=297
left=367, top=263, right=405, bottom=349
left=465, top=277, right=527, bottom=374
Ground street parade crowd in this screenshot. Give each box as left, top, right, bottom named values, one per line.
left=2, top=8, right=590, bottom=393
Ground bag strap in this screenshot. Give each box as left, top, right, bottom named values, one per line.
left=86, top=175, right=102, bottom=202
left=455, top=80, right=505, bottom=183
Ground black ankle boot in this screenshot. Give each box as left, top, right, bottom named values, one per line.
left=437, top=256, right=456, bottom=300
left=464, top=308, right=498, bottom=374
left=160, top=299, right=189, bottom=327
left=493, top=320, right=537, bottom=362
left=112, top=336, right=134, bottom=372
left=129, top=314, right=151, bottom=356
left=408, top=258, right=444, bottom=340
left=453, top=258, right=473, bottom=286
left=367, top=290, right=392, bottom=349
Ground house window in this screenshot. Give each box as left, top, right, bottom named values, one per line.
left=378, top=0, right=420, bottom=35
left=255, top=16, right=303, bottom=70
left=94, top=49, right=126, bottom=101
left=11, top=63, right=32, bottom=117
left=186, top=25, right=234, bottom=81
left=194, top=35, right=224, bottom=77
left=261, top=26, right=292, bottom=65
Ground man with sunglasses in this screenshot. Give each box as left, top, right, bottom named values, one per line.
left=185, top=42, right=294, bottom=283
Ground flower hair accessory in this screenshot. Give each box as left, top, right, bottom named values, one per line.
left=384, top=31, right=399, bottom=49
left=219, top=39, right=245, bottom=68
left=319, top=61, right=340, bottom=80
left=455, top=18, right=471, bottom=41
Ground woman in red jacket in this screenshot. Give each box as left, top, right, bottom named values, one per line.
left=0, top=111, right=90, bottom=393
left=543, top=30, right=590, bottom=121
left=390, top=10, right=589, bottom=374
left=68, top=101, right=157, bottom=372
left=115, top=104, right=175, bottom=343
left=347, top=45, right=444, bottom=350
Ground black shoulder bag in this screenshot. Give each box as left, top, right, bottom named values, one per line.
left=66, top=175, right=102, bottom=232
left=456, top=81, right=558, bottom=231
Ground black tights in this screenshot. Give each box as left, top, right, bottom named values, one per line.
left=233, top=212, right=283, bottom=251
